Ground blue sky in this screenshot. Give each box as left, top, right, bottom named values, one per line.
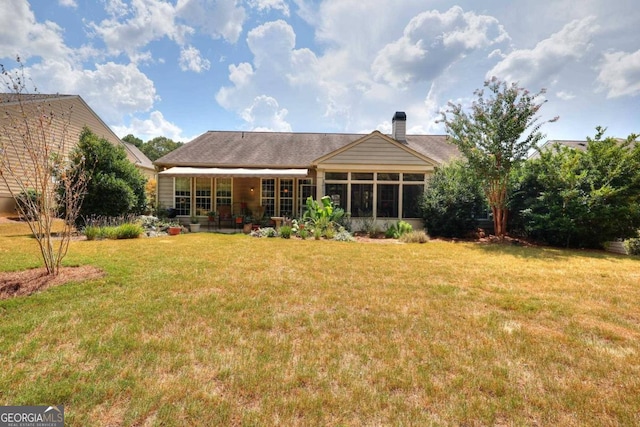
left=1, top=0, right=638, bottom=143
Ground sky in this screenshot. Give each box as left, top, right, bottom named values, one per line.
left=1, top=0, right=638, bottom=144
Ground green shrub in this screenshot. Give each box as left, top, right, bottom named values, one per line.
left=399, top=230, right=430, bottom=244
left=255, top=227, right=277, bottom=238
left=625, top=238, right=640, bottom=256
left=420, top=160, right=485, bottom=238
left=15, top=189, right=40, bottom=220
left=299, top=228, right=309, bottom=240
left=84, top=225, right=101, bottom=240
left=279, top=225, right=292, bottom=239
left=385, top=220, right=414, bottom=238
left=115, top=223, right=144, bottom=239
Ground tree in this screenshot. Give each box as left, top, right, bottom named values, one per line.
left=0, top=59, right=88, bottom=275
left=121, top=134, right=144, bottom=149
left=72, top=128, right=147, bottom=222
left=420, top=160, right=485, bottom=238
left=439, top=78, right=557, bottom=237
left=511, top=127, right=640, bottom=248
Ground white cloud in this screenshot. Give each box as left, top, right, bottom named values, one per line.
left=113, top=110, right=185, bottom=141
left=58, top=0, right=77, bottom=8
left=596, top=49, right=640, bottom=98
left=89, top=0, right=193, bottom=60
left=241, top=95, right=291, bottom=131
left=487, top=16, right=599, bottom=87
left=0, top=1, right=71, bottom=60
left=556, top=90, right=576, bottom=100
left=176, top=0, right=246, bottom=44
left=179, top=45, right=211, bottom=72
left=372, top=6, right=509, bottom=88
left=25, top=59, right=157, bottom=122
left=247, top=20, right=295, bottom=68
left=248, top=0, right=289, bottom=16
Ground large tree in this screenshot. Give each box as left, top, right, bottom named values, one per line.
left=511, top=127, right=640, bottom=248
left=122, top=134, right=183, bottom=161
left=72, top=128, right=147, bottom=222
left=439, top=78, right=557, bottom=237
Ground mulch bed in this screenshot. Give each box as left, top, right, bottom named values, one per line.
left=0, top=266, right=105, bottom=300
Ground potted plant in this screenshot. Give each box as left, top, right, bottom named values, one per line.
left=242, top=215, right=253, bottom=234
left=167, top=221, right=182, bottom=236
left=189, top=215, right=201, bottom=232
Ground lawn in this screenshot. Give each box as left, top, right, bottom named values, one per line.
left=1, top=223, right=639, bottom=426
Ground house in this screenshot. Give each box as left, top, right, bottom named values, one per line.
left=155, top=112, right=460, bottom=229
left=0, top=93, right=155, bottom=215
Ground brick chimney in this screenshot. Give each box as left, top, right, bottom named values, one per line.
left=392, top=111, right=407, bottom=142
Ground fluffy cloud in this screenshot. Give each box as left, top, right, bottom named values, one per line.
left=241, top=95, right=292, bottom=131
left=179, top=45, right=211, bottom=72
left=25, top=60, right=157, bottom=122
left=89, top=0, right=193, bottom=59
left=58, top=0, right=77, bottom=7
left=596, top=49, right=640, bottom=98
left=176, top=0, right=246, bottom=44
left=372, top=6, right=509, bottom=88
left=113, top=110, right=185, bottom=141
left=487, top=16, right=598, bottom=87
left=248, top=0, right=289, bottom=16
left=0, top=1, right=71, bottom=60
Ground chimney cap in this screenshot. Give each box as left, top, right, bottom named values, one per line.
left=392, top=111, right=406, bottom=121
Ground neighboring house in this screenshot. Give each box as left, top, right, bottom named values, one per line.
left=155, top=112, right=460, bottom=229
left=0, top=93, right=155, bottom=215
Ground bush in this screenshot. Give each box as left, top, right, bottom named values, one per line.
left=279, top=225, right=292, bottom=239
left=333, top=229, right=355, bottom=242
left=252, top=227, right=277, bottom=238
left=511, top=130, right=640, bottom=248
left=399, top=230, right=430, bottom=244
left=115, top=223, right=144, bottom=239
left=84, top=225, right=101, bottom=241
left=420, top=160, right=485, bottom=238
left=299, top=228, right=309, bottom=240
left=625, top=237, right=640, bottom=255
left=15, top=189, right=40, bottom=220
left=385, top=220, right=413, bottom=238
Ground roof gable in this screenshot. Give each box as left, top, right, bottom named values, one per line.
left=313, top=131, right=438, bottom=166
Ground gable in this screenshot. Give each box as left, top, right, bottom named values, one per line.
left=316, top=132, right=437, bottom=167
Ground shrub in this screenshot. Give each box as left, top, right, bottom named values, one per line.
left=385, top=220, right=413, bottom=238
left=254, top=227, right=277, bottom=238
left=400, top=231, right=430, bottom=244
left=15, top=189, right=40, bottom=221
left=279, top=225, right=292, bottom=239
left=84, top=225, right=101, bottom=241
left=299, top=228, right=309, bottom=240
left=115, top=223, right=144, bottom=239
left=333, top=229, right=355, bottom=242
left=625, top=237, right=640, bottom=256
left=420, top=160, right=485, bottom=238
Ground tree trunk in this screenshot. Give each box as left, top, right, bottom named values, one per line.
left=488, top=178, right=509, bottom=238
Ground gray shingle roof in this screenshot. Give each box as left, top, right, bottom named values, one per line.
left=155, top=131, right=460, bottom=168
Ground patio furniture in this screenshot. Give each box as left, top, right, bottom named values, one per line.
left=217, top=205, right=233, bottom=228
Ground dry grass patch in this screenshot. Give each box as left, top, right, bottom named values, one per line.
left=1, top=226, right=639, bottom=426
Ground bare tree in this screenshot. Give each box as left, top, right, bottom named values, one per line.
left=0, top=58, right=88, bottom=275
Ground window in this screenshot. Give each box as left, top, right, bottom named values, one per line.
left=279, top=179, right=294, bottom=217
left=377, top=184, right=399, bottom=217
left=402, top=184, right=424, bottom=218
left=298, top=178, right=315, bottom=217
left=403, top=173, right=425, bottom=182
left=174, top=177, right=191, bottom=216
left=262, top=179, right=275, bottom=217
left=195, top=178, right=211, bottom=215
left=216, top=178, right=232, bottom=208
left=325, top=183, right=347, bottom=210
left=351, top=183, right=373, bottom=217
left=325, top=172, right=348, bottom=180
left=352, top=172, right=373, bottom=181
left=377, top=173, right=399, bottom=181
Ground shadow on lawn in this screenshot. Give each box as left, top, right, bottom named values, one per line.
left=467, top=239, right=632, bottom=262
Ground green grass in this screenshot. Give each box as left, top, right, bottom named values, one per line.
left=1, top=222, right=640, bottom=426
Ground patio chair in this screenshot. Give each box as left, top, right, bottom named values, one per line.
left=217, top=205, right=233, bottom=229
